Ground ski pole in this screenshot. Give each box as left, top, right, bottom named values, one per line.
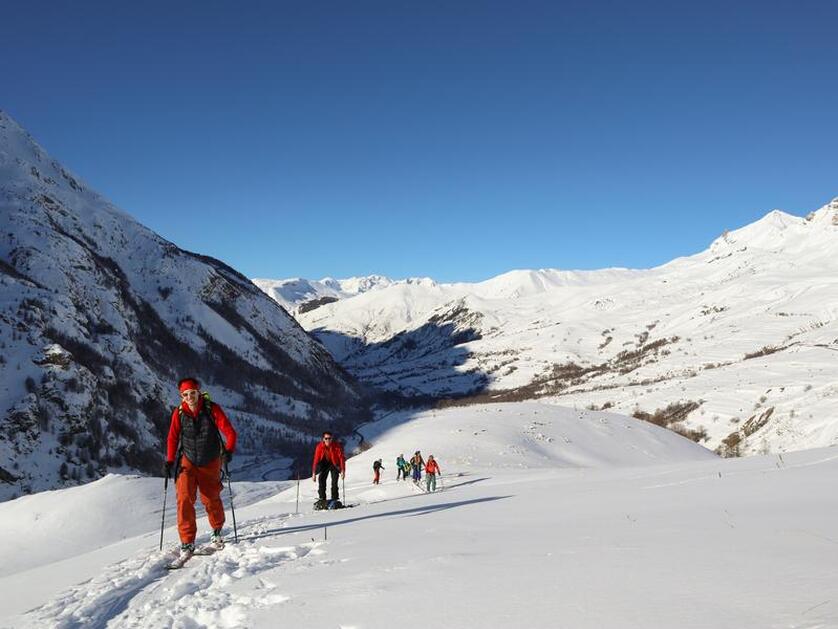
left=224, top=459, right=239, bottom=543
left=159, top=472, right=169, bottom=551
left=342, top=474, right=345, bottom=505
left=295, top=469, right=300, bottom=515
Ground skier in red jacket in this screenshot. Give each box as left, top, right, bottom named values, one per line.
left=164, top=378, right=237, bottom=557
left=311, top=431, right=346, bottom=509
left=425, top=454, right=441, bottom=492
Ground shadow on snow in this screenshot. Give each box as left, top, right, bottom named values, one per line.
left=243, top=495, right=510, bottom=542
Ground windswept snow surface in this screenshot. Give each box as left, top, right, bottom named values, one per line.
left=2, top=402, right=836, bottom=629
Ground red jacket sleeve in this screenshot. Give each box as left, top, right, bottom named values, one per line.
left=166, top=408, right=181, bottom=463
left=211, top=404, right=237, bottom=453
left=312, top=442, right=324, bottom=476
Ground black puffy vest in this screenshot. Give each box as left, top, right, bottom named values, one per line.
left=179, top=402, right=222, bottom=467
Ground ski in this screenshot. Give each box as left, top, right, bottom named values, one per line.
left=165, top=542, right=223, bottom=570
left=166, top=550, right=193, bottom=570
left=194, top=542, right=223, bottom=555
left=313, top=501, right=358, bottom=511
left=314, top=499, right=348, bottom=511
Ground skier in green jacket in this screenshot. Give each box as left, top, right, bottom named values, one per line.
left=396, top=454, right=408, bottom=480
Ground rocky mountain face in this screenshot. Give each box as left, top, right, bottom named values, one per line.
left=0, top=112, right=368, bottom=501
left=263, top=199, right=838, bottom=457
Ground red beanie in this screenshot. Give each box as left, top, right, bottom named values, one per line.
left=178, top=378, right=200, bottom=393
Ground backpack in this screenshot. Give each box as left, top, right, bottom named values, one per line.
left=172, top=391, right=223, bottom=479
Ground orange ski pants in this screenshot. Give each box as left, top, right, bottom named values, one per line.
left=176, top=455, right=225, bottom=543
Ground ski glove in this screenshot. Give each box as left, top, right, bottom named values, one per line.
left=163, top=461, right=173, bottom=478
left=222, top=450, right=233, bottom=464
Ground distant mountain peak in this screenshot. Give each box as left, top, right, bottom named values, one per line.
left=253, top=274, right=425, bottom=313
left=708, top=202, right=838, bottom=255
left=804, top=197, right=838, bottom=226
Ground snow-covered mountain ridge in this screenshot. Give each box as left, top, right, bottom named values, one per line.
left=251, top=274, right=434, bottom=315
left=0, top=111, right=368, bottom=501
left=262, top=198, right=838, bottom=456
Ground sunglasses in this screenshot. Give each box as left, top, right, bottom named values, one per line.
left=323, top=437, right=332, bottom=441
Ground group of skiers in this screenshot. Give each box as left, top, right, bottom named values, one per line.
left=393, top=451, right=442, bottom=492
left=162, top=376, right=442, bottom=565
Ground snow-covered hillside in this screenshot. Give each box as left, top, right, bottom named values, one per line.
left=261, top=199, right=838, bottom=456
left=0, top=111, right=367, bottom=501
left=2, top=402, right=835, bottom=628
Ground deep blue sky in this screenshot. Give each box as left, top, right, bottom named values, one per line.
left=2, top=1, right=836, bottom=282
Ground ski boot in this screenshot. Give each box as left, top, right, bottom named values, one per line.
left=210, top=528, right=224, bottom=549
left=165, top=541, right=195, bottom=569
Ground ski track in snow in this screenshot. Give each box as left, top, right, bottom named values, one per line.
left=19, top=514, right=315, bottom=629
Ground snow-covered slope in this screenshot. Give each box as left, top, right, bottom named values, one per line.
left=0, top=111, right=367, bottom=501
left=271, top=198, right=838, bottom=456
left=2, top=402, right=835, bottom=629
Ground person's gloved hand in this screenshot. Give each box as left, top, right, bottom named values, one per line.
left=222, top=450, right=233, bottom=464
left=163, top=461, right=173, bottom=478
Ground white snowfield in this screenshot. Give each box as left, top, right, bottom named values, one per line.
left=1, top=402, right=835, bottom=629
left=264, top=197, right=838, bottom=456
